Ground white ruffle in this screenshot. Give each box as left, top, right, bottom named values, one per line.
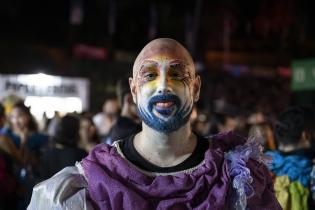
left=27, top=162, right=94, bottom=210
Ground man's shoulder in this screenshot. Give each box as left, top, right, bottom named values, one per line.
left=219, top=133, right=281, bottom=209
left=89, top=142, right=115, bottom=153
left=27, top=163, right=93, bottom=210
left=81, top=143, right=120, bottom=172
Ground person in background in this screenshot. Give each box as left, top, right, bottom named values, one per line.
left=0, top=102, right=21, bottom=163
left=28, top=38, right=280, bottom=210
left=191, top=106, right=212, bottom=136
left=0, top=148, right=17, bottom=210
left=39, top=114, right=87, bottom=180
left=248, top=111, right=277, bottom=151
left=0, top=103, right=6, bottom=134
left=266, top=106, right=315, bottom=210
left=93, top=98, right=119, bottom=138
left=2, top=101, right=48, bottom=210
left=210, top=111, right=239, bottom=135
left=0, top=102, right=17, bottom=210
left=105, top=77, right=141, bottom=144
left=79, top=114, right=100, bottom=153
left=46, top=111, right=61, bottom=137
left=3, top=102, right=49, bottom=166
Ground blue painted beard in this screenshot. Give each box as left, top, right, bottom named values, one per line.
left=137, top=94, right=192, bottom=133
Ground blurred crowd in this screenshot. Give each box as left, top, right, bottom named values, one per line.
left=0, top=75, right=314, bottom=210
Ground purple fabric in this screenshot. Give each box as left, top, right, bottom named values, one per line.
left=81, top=131, right=281, bottom=210
left=225, top=136, right=272, bottom=210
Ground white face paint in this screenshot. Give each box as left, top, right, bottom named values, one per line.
left=137, top=56, right=193, bottom=118
left=134, top=56, right=195, bottom=132
left=130, top=38, right=201, bottom=133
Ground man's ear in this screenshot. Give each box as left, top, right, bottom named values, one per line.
left=193, top=75, right=201, bottom=102
left=129, top=77, right=137, bottom=103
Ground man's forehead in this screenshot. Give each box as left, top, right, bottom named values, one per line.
left=140, top=44, right=185, bottom=59
left=133, top=38, right=194, bottom=76
left=141, top=56, right=188, bottom=66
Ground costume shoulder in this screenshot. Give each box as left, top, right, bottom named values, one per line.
left=216, top=132, right=282, bottom=210
left=246, top=158, right=281, bottom=210
left=27, top=163, right=94, bottom=210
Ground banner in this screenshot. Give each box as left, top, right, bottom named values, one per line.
left=291, top=58, right=315, bottom=91
left=0, top=73, right=89, bottom=110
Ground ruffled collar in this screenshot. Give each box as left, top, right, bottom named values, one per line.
left=80, top=132, right=269, bottom=210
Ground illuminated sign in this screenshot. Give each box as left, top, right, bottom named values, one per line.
left=4, top=81, right=77, bottom=95
left=0, top=73, right=90, bottom=114
left=291, top=58, right=315, bottom=91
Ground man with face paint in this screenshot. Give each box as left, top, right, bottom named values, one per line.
left=28, top=38, right=281, bottom=210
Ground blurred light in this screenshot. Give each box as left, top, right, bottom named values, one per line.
left=25, top=96, right=82, bottom=120
left=17, top=73, right=62, bottom=87
left=277, top=67, right=291, bottom=78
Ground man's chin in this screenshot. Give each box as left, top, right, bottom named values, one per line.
left=138, top=106, right=192, bottom=133
left=143, top=114, right=190, bottom=133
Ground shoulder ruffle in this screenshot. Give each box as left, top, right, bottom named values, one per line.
left=225, top=136, right=271, bottom=210
left=310, top=166, right=315, bottom=203
left=81, top=134, right=280, bottom=210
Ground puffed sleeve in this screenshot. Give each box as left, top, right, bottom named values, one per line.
left=246, top=159, right=282, bottom=210
left=27, top=163, right=94, bottom=210
left=224, top=134, right=282, bottom=210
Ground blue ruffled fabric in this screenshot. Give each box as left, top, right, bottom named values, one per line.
left=265, top=151, right=312, bottom=187
left=310, top=166, right=315, bottom=201
left=225, top=136, right=269, bottom=210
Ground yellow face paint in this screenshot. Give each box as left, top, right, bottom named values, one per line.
left=136, top=55, right=192, bottom=87
left=132, top=38, right=195, bottom=79
left=135, top=55, right=194, bottom=121
left=129, top=38, right=200, bottom=132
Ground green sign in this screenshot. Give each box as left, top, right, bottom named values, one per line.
left=291, top=58, right=315, bottom=91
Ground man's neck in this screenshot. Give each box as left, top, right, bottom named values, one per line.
left=133, top=122, right=197, bottom=168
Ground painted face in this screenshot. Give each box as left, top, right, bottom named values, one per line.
left=131, top=39, right=200, bottom=133
left=79, top=118, right=97, bottom=141
left=10, top=107, right=30, bottom=132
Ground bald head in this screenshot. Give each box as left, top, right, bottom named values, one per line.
left=129, top=38, right=201, bottom=133
left=132, top=38, right=195, bottom=78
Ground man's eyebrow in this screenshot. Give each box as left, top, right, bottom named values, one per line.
left=169, top=59, right=187, bottom=65
left=139, top=60, right=158, bottom=72
left=141, top=60, right=159, bottom=65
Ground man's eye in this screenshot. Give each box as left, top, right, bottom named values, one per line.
left=169, top=64, right=187, bottom=78
left=145, top=73, right=157, bottom=80
left=169, top=71, right=180, bottom=77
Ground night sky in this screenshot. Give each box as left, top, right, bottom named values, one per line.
left=1, top=0, right=315, bottom=75
left=1, top=0, right=315, bottom=111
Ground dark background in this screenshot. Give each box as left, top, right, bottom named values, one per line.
left=1, top=0, right=315, bottom=111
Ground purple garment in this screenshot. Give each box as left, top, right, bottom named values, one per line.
left=81, top=132, right=281, bottom=210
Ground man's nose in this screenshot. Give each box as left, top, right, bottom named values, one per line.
left=157, top=73, right=171, bottom=94
left=158, top=88, right=171, bottom=94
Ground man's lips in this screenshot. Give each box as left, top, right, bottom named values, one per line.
left=155, top=101, right=174, bottom=108
left=148, top=94, right=180, bottom=116
left=153, top=101, right=176, bottom=116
